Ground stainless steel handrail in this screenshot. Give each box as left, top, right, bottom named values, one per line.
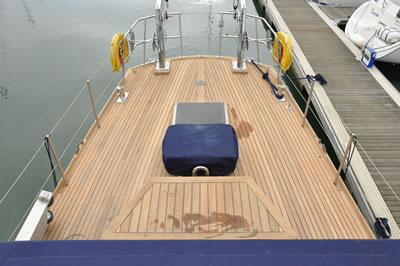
left=218, top=12, right=294, bottom=65
left=114, top=0, right=292, bottom=76
left=117, top=12, right=184, bottom=66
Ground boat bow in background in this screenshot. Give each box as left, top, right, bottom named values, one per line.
left=317, top=0, right=367, bottom=7
left=345, top=0, right=400, bottom=64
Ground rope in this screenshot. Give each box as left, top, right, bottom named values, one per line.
left=282, top=71, right=327, bottom=132
left=251, top=59, right=284, bottom=99
left=44, top=136, right=58, bottom=187
left=288, top=74, right=327, bottom=85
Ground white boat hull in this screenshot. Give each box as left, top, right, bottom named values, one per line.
left=374, top=41, right=400, bottom=63
left=345, top=0, right=400, bottom=64
left=318, top=0, right=367, bottom=7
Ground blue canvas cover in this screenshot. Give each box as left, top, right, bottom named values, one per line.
left=162, top=124, right=238, bottom=176
left=1, top=240, right=400, bottom=266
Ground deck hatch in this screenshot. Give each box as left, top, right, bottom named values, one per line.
left=173, top=102, right=228, bottom=125
left=103, top=176, right=297, bottom=239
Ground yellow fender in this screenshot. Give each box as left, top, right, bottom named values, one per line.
left=110, top=33, right=129, bottom=72
left=273, top=32, right=293, bottom=72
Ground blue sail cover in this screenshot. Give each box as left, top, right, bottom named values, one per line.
left=162, top=124, right=238, bottom=176
left=0, top=240, right=399, bottom=266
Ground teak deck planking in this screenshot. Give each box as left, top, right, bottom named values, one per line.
left=44, top=57, right=374, bottom=240
left=103, top=177, right=296, bottom=240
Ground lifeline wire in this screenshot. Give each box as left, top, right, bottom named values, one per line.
left=0, top=141, right=45, bottom=205
left=58, top=74, right=118, bottom=161
left=286, top=67, right=400, bottom=201
left=340, top=117, right=400, bottom=202
left=8, top=163, right=58, bottom=241
left=7, top=66, right=117, bottom=241
left=282, top=69, right=396, bottom=236
left=49, top=56, right=109, bottom=135
left=0, top=56, right=110, bottom=206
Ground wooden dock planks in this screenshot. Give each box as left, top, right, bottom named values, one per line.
left=270, top=0, right=400, bottom=228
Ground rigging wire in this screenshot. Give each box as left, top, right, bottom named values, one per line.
left=339, top=116, right=400, bottom=203
left=280, top=61, right=400, bottom=203
left=6, top=70, right=118, bottom=241
left=8, top=163, right=58, bottom=241
left=344, top=135, right=357, bottom=177
left=58, top=74, right=118, bottom=161
left=0, top=141, right=45, bottom=205
left=281, top=67, right=395, bottom=237
left=3, top=12, right=400, bottom=239
left=2, top=56, right=116, bottom=241
left=0, top=56, right=110, bottom=207
left=49, top=56, right=109, bottom=135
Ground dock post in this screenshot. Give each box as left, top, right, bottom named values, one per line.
left=87, top=80, right=101, bottom=129
left=301, top=79, right=316, bottom=127
left=334, top=133, right=356, bottom=185
left=46, top=135, right=68, bottom=186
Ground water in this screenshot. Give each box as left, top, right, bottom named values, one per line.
left=0, top=0, right=271, bottom=240
left=375, top=62, right=400, bottom=92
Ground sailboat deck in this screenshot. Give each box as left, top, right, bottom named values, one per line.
left=44, top=57, right=373, bottom=240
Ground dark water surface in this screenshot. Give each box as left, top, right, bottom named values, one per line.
left=0, top=0, right=271, bottom=240
left=375, top=62, right=400, bottom=92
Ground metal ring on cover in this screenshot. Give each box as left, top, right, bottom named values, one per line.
left=192, top=166, right=210, bottom=176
